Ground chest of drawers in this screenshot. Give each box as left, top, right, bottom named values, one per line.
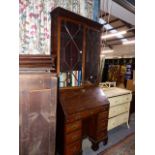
left=101, top=87, right=132, bottom=130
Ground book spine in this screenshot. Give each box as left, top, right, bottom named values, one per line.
left=75, top=71, right=78, bottom=86
left=67, top=72, right=72, bottom=86
left=78, top=70, right=82, bottom=86
left=59, top=72, right=67, bottom=87
left=72, top=71, right=76, bottom=86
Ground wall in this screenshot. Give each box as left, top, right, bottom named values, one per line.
left=19, top=0, right=100, bottom=55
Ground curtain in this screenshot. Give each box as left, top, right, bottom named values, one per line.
left=19, top=0, right=96, bottom=55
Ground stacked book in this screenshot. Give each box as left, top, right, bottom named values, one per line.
left=59, top=70, right=82, bottom=87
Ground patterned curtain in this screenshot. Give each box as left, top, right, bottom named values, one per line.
left=19, top=0, right=95, bottom=55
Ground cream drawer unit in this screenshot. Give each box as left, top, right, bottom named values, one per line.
left=109, top=103, right=129, bottom=118
left=100, top=87, right=132, bottom=130
left=108, top=112, right=128, bottom=130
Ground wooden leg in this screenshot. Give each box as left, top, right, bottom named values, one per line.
left=78, top=150, right=82, bottom=155
left=103, top=137, right=108, bottom=145
left=91, top=142, right=99, bottom=151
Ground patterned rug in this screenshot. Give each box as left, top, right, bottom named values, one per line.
left=98, top=133, right=135, bottom=155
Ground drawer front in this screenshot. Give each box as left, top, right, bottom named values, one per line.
left=108, top=112, right=128, bottom=130
left=97, top=120, right=108, bottom=132
left=67, top=107, right=103, bottom=122
left=109, top=103, right=129, bottom=118
left=109, top=94, right=132, bottom=107
left=65, top=130, right=81, bottom=144
left=98, top=111, right=109, bottom=121
left=65, top=140, right=81, bottom=155
left=65, top=121, right=81, bottom=134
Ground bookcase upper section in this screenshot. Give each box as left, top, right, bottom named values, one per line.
left=50, top=7, right=102, bottom=88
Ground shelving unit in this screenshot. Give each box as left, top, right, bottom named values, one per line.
left=102, top=58, right=135, bottom=86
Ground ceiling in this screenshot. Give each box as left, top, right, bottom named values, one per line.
left=100, top=13, right=135, bottom=47
left=99, top=0, right=135, bottom=57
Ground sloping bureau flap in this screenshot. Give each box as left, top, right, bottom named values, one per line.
left=59, top=86, right=109, bottom=116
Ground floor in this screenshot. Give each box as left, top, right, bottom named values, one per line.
left=82, top=113, right=135, bottom=155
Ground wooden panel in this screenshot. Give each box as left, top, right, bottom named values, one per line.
left=19, top=54, right=56, bottom=69
left=98, top=111, right=109, bottom=121
left=97, top=120, right=108, bottom=132
left=19, top=71, right=57, bottom=155
left=109, top=103, right=129, bottom=118
left=64, top=140, right=81, bottom=155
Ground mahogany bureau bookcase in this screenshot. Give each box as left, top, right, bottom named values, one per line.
left=50, top=7, right=110, bottom=155
left=19, top=55, right=57, bottom=155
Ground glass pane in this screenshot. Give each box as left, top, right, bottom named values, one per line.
left=59, top=20, right=83, bottom=87
left=85, top=28, right=100, bottom=84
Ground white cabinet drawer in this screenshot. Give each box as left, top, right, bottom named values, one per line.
left=109, top=103, right=129, bottom=118
left=108, top=94, right=132, bottom=107
left=108, top=112, right=128, bottom=130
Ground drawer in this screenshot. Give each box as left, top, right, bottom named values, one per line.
left=64, top=140, right=81, bottom=155
left=65, top=130, right=81, bottom=144
left=67, top=108, right=101, bottom=122
left=98, top=111, right=109, bottom=121
left=108, top=94, right=132, bottom=107
left=108, top=112, right=128, bottom=130
left=109, top=103, right=129, bottom=118
left=65, top=121, right=81, bottom=134
left=97, top=120, right=108, bottom=132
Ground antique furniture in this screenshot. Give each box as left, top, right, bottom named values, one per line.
left=56, top=86, right=109, bottom=155
left=50, top=7, right=109, bottom=155
left=19, top=55, right=57, bottom=155
left=100, top=84, right=132, bottom=130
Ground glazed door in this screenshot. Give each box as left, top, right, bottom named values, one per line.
left=59, top=19, right=83, bottom=87
left=85, top=28, right=101, bottom=84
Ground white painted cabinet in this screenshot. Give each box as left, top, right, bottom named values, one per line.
left=101, top=87, right=132, bottom=131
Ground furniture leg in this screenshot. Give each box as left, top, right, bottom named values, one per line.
left=103, top=137, right=108, bottom=145
left=127, top=121, right=130, bottom=128
left=91, top=142, right=99, bottom=151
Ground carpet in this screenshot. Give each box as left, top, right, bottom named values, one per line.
left=98, top=133, right=135, bottom=155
